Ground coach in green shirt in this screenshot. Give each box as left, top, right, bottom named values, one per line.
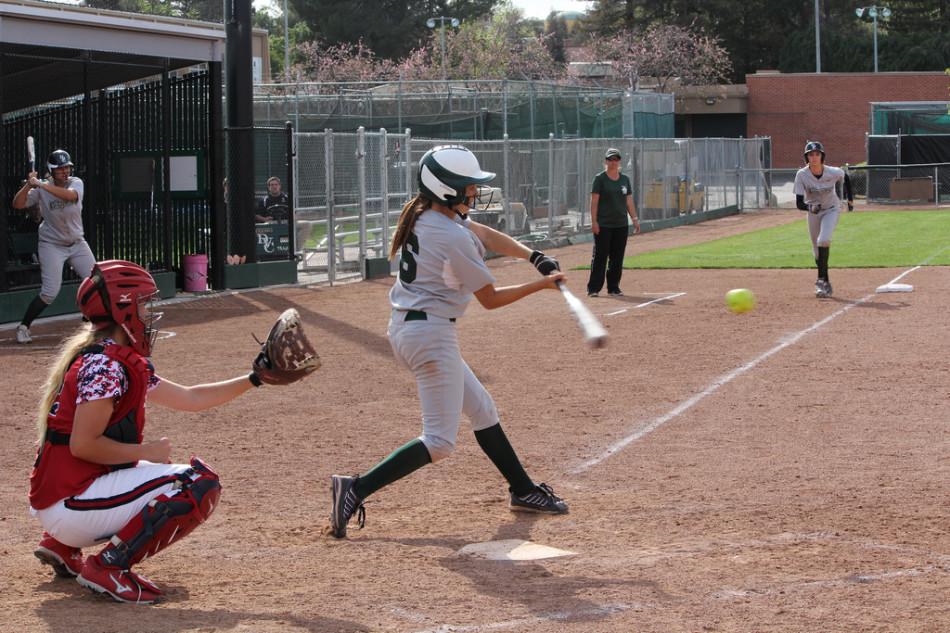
left=587, top=147, right=640, bottom=297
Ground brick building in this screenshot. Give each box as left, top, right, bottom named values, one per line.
left=747, top=71, right=949, bottom=168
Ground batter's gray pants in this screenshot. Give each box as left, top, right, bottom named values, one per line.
left=38, top=239, right=96, bottom=304
left=808, top=207, right=840, bottom=259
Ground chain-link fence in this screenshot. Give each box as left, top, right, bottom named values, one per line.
left=756, top=163, right=950, bottom=209
left=295, top=129, right=772, bottom=283
left=256, top=81, right=676, bottom=140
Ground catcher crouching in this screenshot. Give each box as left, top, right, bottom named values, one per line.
left=28, top=260, right=319, bottom=604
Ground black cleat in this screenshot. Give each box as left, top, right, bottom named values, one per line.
left=509, top=483, right=569, bottom=514
left=330, top=475, right=365, bottom=538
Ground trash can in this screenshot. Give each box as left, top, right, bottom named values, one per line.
left=183, top=254, right=208, bottom=292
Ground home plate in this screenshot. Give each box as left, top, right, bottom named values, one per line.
left=457, top=539, right=576, bottom=561
left=876, top=283, right=913, bottom=293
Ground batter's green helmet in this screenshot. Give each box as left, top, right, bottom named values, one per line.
left=417, top=145, right=495, bottom=206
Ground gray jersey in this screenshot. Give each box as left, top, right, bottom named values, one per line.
left=389, top=211, right=495, bottom=319
left=27, top=177, right=85, bottom=245
left=793, top=166, right=844, bottom=212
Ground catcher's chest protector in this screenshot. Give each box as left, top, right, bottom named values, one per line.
left=30, top=345, right=153, bottom=509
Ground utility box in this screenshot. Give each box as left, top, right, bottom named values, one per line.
left=890, top=177, right=933, bottom=201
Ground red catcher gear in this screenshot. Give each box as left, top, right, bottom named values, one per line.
left=77, top=260, right=160, bottom=357
left=29, top=343, right=154, bottom=509
left=94, top=457, right=221, bottom=570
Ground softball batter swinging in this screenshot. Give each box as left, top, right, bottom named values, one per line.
left=12, top=149, right=96, bottom=343
left=329, top=145, right=568, bottom=538
left=794, top=141, right=853, bottom=298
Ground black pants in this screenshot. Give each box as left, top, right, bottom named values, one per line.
left=587, top=225, right=629, bottom=294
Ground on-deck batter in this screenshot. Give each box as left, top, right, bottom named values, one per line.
left=12, top=149, right=96, bottom=343
left=794, top=141, right=853, bottom=298
left=329, top=145, right=569, bottom=538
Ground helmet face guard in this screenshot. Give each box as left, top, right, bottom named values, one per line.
left=803, top=141, right=825, bottom=163
left=77, top=260, right=160, bottom=357
left=418, top=145, right=496, bottom=207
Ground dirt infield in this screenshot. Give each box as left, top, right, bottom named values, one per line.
left=2, top=209, right=947, bottom=632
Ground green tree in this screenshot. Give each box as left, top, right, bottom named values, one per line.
left=287, top=0, right=497, bottom=60
left=81, top=0, right=222, bottom=21
left=544, top=11, right=568, bottom=64
left=581, top=0, right=638, bottom=36
left=253, top=5, right=312, bottom=80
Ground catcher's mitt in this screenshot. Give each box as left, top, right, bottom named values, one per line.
left=252, top=308, right=321, bottom=386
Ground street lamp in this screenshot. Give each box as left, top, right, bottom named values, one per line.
left=856, top=6, right=892, bottom=72
left=283, top=0, right=290, bottom=81
left=426, top=16, right=459, bottom=81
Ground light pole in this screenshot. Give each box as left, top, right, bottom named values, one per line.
left=283, top=0, right=290, bottom=81
left=856, top=6, right=892, bottom=72
left=814, top=0, right=821, bottom=73
left=426, top=16, right=459, bottom=81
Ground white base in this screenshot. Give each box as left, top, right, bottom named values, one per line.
left=458, top=539, right=575, bottom=561
left=876, top=283, right=914, bottom=293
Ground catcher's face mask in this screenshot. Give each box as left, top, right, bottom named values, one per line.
left=134, top=293, right=163, bottom=356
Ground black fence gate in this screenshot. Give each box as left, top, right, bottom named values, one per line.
left=2, top=70, right=215, bottom=291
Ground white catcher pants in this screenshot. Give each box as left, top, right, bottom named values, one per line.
left=388, top=310, right=500, bottom=462
left=31, top=461, right=192, bottom=549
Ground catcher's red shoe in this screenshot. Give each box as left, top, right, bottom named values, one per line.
left=76, top=556, right=162, bottom=605
left=34, top=532, right=84, bottom=578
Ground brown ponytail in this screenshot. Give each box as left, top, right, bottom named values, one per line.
left=389, top=194, right=432, bottom=260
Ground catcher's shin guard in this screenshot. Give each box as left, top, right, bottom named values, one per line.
left=97, top=457, right=221, bottom=569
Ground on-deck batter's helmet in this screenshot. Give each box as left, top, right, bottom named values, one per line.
left=803, top=141, right=825, bottom=163
left=417, top=145, right=496, bottom=206
left=47, top=149, right=74, bottom=174
left=78, top=260, right=161, bottom=357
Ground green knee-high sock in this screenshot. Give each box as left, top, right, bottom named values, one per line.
left=474, top=424, right=534, bottom=496
left=21, top=296, right=49, bottom=328
left=353, top=439, right=431, bottom=499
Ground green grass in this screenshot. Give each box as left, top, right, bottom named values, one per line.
left=303, top=221, right=362, bottom=248
left=618, top=210, right=950, bottom=269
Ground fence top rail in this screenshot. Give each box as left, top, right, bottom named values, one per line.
left=848, top=162, right=950, bottom=169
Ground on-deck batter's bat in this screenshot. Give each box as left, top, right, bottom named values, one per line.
left=556, top=281, right=608, bottom=349
left=27, top=136, right=35, bottom=173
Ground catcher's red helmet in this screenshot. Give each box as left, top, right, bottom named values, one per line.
left=77, top=260, right=160, bottom=356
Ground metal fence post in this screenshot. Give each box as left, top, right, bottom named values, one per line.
left=737, top=138, right=743, bottom=211
left=721, top=139, right=727, bottom=207
left=285, top=120, right=296, bottom=258
left=380, top=127, right=390, bottom=253
left=502, top=79, right=508, bottom=138
left=754, top=139, right=761, bottom=209
left=935, top=165, right=940, bottom=207
left=404, top=128, right=412, bottom=198
left=578, top=137, right=586, bottom=227
left=548, top=132, right=555, bottom=233
left=357, top=126, right=367, bottom=265
left=502, top=133, right=512, bottom=234
left=325, top=129, right=336, bottom=284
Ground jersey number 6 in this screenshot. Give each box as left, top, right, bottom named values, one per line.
left=399, top=233, right=419, bottom=284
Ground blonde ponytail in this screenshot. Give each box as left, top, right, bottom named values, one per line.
left=389, top=194, right=431, bottom=260
left=35, top=324, right=107, bottom=445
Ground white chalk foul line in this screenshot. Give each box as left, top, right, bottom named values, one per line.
left=572, top=264, right=930, bottom=474
left=605, top=292, right=687, bottom=317
left=410, top=603, right=646, bottom=633
left=571, top=294, right=872, bottom=473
